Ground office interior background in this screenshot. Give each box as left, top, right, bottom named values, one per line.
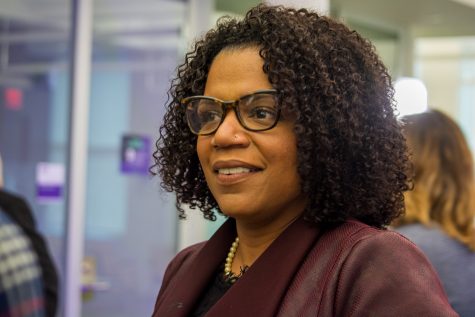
left=0, top=0, right=474, bottom=316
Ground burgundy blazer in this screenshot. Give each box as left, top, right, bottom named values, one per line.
left=153, top=218, right=458, bottom=317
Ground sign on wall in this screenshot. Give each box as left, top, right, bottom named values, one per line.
left=120, top=134, right=151, bottom=175
left=36, top=162, right=65, bottom=203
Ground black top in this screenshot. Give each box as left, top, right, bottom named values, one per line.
left=191, top=264, right=234, bottom=317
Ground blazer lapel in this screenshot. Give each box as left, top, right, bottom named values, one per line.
left=206, top=217, right=321, bottom=317
left=157, top=218, right=237, bottom=317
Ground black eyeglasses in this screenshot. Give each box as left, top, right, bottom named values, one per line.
left=182, top=89, right=280, bottom=135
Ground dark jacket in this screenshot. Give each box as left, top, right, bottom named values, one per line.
left=0, top=189, right=59, bottom=317
left=153, top=217, right=458, bottom=317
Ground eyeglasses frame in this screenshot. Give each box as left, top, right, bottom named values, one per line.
left=181, top=89, right=280, bottom=135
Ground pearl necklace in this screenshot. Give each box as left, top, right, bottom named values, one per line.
left=223, top=237, right=248, bottom=284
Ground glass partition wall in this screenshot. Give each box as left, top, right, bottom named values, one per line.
left=82, top=0, right=183, bottom=316
left=0, top=0, right=72, bottom=314
left=0, top=0, right=184, bottom=316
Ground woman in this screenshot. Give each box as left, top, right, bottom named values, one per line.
left=151, top=5, right=457, bottom=317
left=394, top=109, right=475, bottom=316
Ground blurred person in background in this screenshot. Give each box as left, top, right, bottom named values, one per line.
left=1, top=205, right=45, bottom=316
left=151, top=4, right=457, bottom=316
left=0, top=153, right=58, bottom=316
left=393, top=109, right=475, bottom=317
left=0, top=152, right=3, bottom=188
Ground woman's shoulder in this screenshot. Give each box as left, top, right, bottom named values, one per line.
left=326, top=219, right=434, bottom=273
left=309, top=219, right=421, bottom=261
left=333, top=219, right=417, bottom=248
left=280, top=219, right=457, bottom=316
left=309, top=219, right=431, bottom=278
left=327, top=220, right=457, bottom=316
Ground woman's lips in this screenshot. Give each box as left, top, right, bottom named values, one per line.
left=215, top=168, right=260, bottom=184
left=212, top=160, right=261, bottom=172
left=211, top=160, right=263, bottom=184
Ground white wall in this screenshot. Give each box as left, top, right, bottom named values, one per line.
left=415, top=36, right=475, bottom=151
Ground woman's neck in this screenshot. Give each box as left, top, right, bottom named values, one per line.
left=232, top=214, right=301, bottom=271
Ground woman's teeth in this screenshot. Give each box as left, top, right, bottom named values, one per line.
left=218, top=167, right=252, bottom=175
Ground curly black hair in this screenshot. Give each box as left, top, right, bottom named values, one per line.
left=151, top=4, right=411, bottom=228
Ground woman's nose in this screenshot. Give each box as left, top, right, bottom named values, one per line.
left=211, top=110, right=250, bottom=148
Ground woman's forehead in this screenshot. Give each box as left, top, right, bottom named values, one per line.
left=204, top=47, right=272, bottom=99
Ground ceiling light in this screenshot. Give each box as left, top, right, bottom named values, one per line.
left=394, top=77, right=428, bottom=117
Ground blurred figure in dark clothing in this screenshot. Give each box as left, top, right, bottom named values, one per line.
left=0, top=190, right=59, bottom=317
left=0, top=154, right=59, bottom=316
left=1, top=205, right=45, bottom=316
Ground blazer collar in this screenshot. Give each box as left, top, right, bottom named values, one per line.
left=161, top=216, right=321, bottom=317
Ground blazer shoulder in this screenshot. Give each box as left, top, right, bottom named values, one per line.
left=338, top=219, right=416, bottom=248
left=334, top=221, right=457, bottom=317
left=176, top=241, right=207, bottom=259
left=165, top=241, right=207, bottom=283
left=153, top=241, right=207, bottom=310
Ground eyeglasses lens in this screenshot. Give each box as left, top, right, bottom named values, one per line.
left=185, top=92, right=278, bottom=135
left=239, top=94, right=278, bottom=130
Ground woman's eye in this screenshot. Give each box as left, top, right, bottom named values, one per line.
left=199, top=110, right=221, bottom=123
left=248, top=107, right=277, bottom=120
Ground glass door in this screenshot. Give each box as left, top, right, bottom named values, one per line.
left=0, top=0, right=73, bottom=315
left=80, top=1, right=186, bottom=315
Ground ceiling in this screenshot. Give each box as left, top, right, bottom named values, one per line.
left=331, top=0, right=475, bottom=74
left=0, top=0, right=186, bottom=62
left=0, top=0, right=186, bottom=40
left=0, top=0, right=187, bottom=87
left=0, top=0, right=474, bottom=80
left=216, top=0, right=475, bottom=38
left=332, top=0, right=475, bottom=38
